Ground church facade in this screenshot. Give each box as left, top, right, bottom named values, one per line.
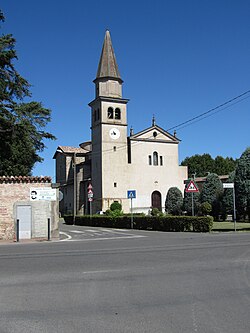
left=54, top=31, right=187, bottom=215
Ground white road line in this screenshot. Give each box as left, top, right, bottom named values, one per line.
left=61, top=235, right=145, bottom=242
left=59, top=231, right=72, bottom=241
left=68, top=230, right=85, bottom=234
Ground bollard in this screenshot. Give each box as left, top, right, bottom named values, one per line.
left=16, top=219, right=19, bottom=242
left=48, top=218, right=51, bottom=241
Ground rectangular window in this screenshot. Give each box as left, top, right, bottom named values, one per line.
left=160, top=156, right=163, bottom=166
left=149, top=155, right=152, bottom=165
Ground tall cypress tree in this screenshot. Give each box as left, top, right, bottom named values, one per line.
left=234, top=147, right=250, bottom=221
left=165, top=187, right=183, bottom=215
left=222, top=171, right=235, bottom=218
left=200, top=173, right=223, bottom=220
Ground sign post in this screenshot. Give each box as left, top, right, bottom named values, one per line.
left=185, top=180, right=199, bottom=216
left=88, top=183, right=93, bottom=216
left=223, top=183, right=236, bottom=231
left=127, top=190, right=136, bottom=229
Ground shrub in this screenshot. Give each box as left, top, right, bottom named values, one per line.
left=72, top=215, right=213, bottom=232
left=165, top=187, right=183, bottom=215
left=200, top=173, right=223, bottom=219
left=110, top=202, right=122, bottom=212
left=150, top=208, right=163, bottom=217
left=199, top=202, right=212, bottom=216
left=63, top=215, right=74, bottom=225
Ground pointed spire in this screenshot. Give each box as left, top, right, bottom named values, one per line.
left=96, top=30, right=122, bottom=81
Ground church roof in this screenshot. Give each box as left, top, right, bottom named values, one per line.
left=130, top=124, right=180, bottom=144
left=53, top=145, right=89, bottom=159
left=96, top=30, right=122, bottom=81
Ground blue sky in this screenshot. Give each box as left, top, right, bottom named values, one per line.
left=1, top=0, right=250, bottom=180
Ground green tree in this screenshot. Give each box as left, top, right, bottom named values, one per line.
left=181, top=154, right=236, bottom=178
left=0, top=10, right=55, bottom=176
left=222, top=171, right=235, bottom=217
left=214, top=156, right=236, bottom=176
left=110, top=202, right=122, bottom=212
left=106, top=202, right=123, bottom=217
left=200, top=173, right=223, bottom=220
left=183, top=190, right=200, bottom=216
left=181, top=153, right=215, bottom=177
left=234, top=147, right=250, bottom=221
left=165, top=187, right=183, bottom=215
left=199, top=202, right=212, bottom=216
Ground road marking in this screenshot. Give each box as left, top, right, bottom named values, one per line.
left=60, top=235, right=145, bottom=242
left=59, top=231, right=72, bottom=241
left=68, top=230, right=85, bottom=234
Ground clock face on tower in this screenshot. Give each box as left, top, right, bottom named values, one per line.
left=109, top=128, right=120, bottom=140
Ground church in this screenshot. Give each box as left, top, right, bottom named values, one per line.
left=54, top=31, right=188, bottom=215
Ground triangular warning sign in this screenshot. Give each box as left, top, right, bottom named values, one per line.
left=185, top=180, right=199, bottom=193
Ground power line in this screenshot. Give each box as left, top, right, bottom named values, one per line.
left=167, top=89, right=250, bottom=132
left=57, top=89, right=250, bottom=165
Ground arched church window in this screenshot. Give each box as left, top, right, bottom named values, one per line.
left=115, top=108, right=121, bottom=120
left=108, top=107, right=114, bottom=119
left=153, top=151, right=158, bottom=166
left=160, top=156, right=163, bottom=166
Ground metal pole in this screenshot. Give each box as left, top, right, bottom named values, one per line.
left=90, top=200, right=92, bottom=216
left=16, top=219, right=19, bottom=242
left=233, top=186, right=236, bottom=232
left=73, top=152, right=77, bottom=224
left=48, top=218, right=51, bottom=241
left=191, top=173, right=196, bottom=217
left=191, top=192, right=194, bottom=216
left=131, top=197, right=133, bottom=229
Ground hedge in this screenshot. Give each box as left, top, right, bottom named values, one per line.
left=63, top=215, right=213, bottom=233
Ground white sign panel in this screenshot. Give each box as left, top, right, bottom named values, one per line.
left=30, top=188, right=57, bottom=201
left=223, top=183, right=234, bottom=189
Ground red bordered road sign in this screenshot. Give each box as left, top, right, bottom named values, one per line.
left=185, top=180, right=199, bottom=193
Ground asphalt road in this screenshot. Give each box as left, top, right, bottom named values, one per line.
left=0, top=225, right=250, bottom=333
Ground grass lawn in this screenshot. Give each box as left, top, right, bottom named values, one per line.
left=212, top=221, right=250, bottom=231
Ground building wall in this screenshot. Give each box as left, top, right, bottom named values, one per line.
left=0, top=177, right=59, bottom=241
left=101, top=139, right=188, bottom=214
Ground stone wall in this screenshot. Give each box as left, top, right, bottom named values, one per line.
left=0, top=176, right=59, bottom=241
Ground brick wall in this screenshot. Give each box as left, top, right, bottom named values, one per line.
left=0, top=176, right=59, bottom=241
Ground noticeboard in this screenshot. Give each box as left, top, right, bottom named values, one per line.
left=30, top=188, right=57, bottom=201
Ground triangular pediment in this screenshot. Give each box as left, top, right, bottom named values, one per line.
left=130, top=125, right=179, bottom=143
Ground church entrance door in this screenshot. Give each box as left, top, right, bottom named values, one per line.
left=151, top=191, right=162, bottom=211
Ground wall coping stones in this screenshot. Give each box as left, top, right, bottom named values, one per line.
left=0, top=176, right=52, bottom=184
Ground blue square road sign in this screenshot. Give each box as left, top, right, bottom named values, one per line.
left=127, top=190, right=136, bottom=199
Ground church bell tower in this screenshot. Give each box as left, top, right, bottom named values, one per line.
left=89, top=30, right=129, bottom=212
